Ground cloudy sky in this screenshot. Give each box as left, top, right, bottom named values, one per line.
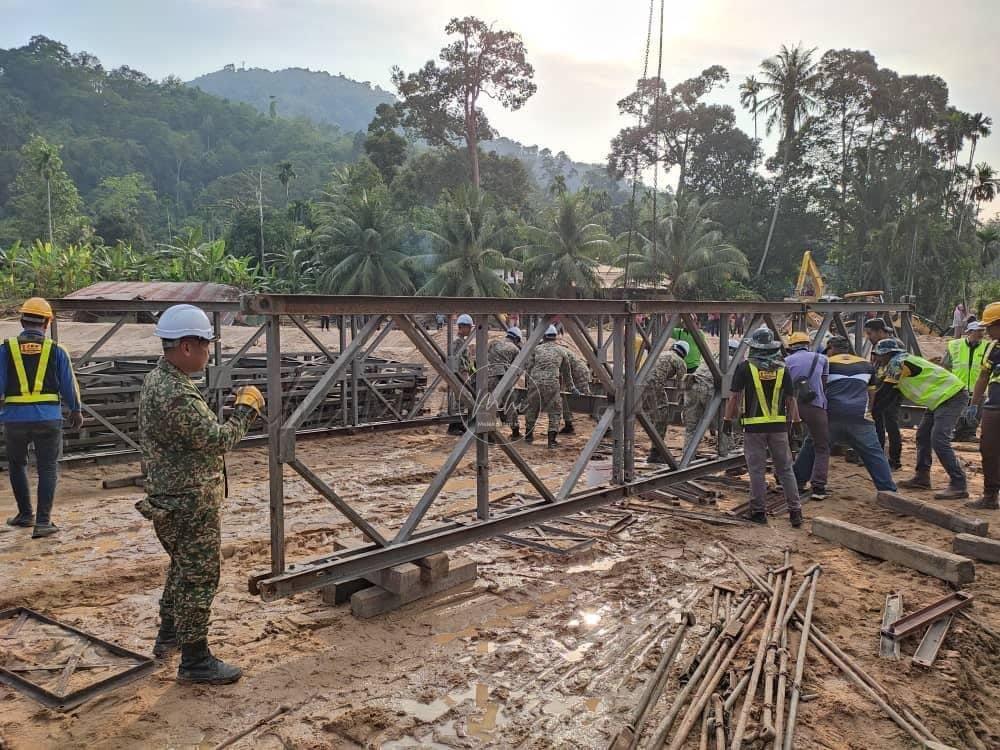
left=3, top=0, right=998, bottom=217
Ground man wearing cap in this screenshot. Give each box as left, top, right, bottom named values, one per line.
left=943, top=321, right=989, bottom=441
left=785, top=332, right=830, bottom=499
left=137, top=304, right=264, bottom=683
left=1, top=298, right=83, bottom=537
left=642, top=341, right=689, bottom=463
left=967, top=302, right=1000, bottom=509
left=865, top=318, right=903, bottom=470
left=447, top=314, right=475, bottom=435
left=874, top=338, right=968, bottom=499
left=724, top=327, right=803, bottom=527
left=488, top=326, right=522, bottom=439
left=798, top=337, right=897, bottom=492
left=524, top=325, right=574, bottom=448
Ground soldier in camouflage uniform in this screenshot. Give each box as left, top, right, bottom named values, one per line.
left=488, top=327, right=522, bottom=438
left=137, top=304, right=263, bottom=684
left=524, top=325, right=575, bottom=448
left=558, top=344, right=591, bottom=434
left=447, top=314, right=475, bottom=434
left=641, top=341, right=688, bottom=463
left=683, top=338, right=743, bottom=455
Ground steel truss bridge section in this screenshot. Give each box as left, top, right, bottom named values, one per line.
left=240, top=295, right=921, bottom=601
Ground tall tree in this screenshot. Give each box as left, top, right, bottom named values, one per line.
left=755, top=44, right=821, bottom=275
left=277, top=161, right=296, bottom=205
left=9, top=135, right=88, bottom=245
left=739, top=75, right=763, bottom=207
left=516, top=191, right=611, bottom=297
left=392, top=16, right=536, bottom=188
left=956, top=113, right=992, bottom=238
left=363, top=103, right=408, bottom=183
left=415, top=186, right=515, bottom=296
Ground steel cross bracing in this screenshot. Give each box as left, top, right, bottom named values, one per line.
left=241, top=295, right=921, bottom=601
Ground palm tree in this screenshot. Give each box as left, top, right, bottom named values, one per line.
left=515, top=192, right=611, bottom=298
left=975, top=225, right=999, bottom=269
left=956, top=114, right=992, bottom=238
left=415, top=186, right=516, bottom=297
left=33, top=143, right=57, bottom=246
left=615, top=195, right=749, bottom=298
left=755, top=44, right=821, bottom=275
left=316, top=188, right=414, bottom=296
left=739, top=76, right=763, bottom=184
left=277, top=161, right=296, bottom=206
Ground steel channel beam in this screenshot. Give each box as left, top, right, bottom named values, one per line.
left=475, top=315, right=490, bottom=520
left=880, top=591, right=972, bottom=640
left=49, top=298, right=241, bottom=313
left=254, top=455, right=745, bottom=600
left=266, top=315, right=285, bottom=575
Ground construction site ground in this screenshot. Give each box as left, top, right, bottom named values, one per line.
left=1, top=321, right=997, bottom=749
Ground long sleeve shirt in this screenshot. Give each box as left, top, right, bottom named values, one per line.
left=0, top=329, right=81, bottom=423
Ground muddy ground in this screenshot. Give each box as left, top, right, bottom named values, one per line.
left=0, top=321, right=996, bottom=749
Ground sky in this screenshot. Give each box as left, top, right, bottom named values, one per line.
left=3, top=0, right=998, bottom=218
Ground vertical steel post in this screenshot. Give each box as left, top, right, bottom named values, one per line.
left=624, top=313, right=637, bottom=482
left=612, top=315, right=626, bottom=484
left=446, top=315, right=456, bottom=416
left=475, top=316, right=489, bottom=520
left=717, top=322, right=729, bottom=457
left=339, top=315, right=348, bottom=426
left=854, top=312, right=865, bottom=355
left=266, top=313, right=285, bottom=575
left=597, top=314, right=605, bottom=362
left=350, top=315, right=360, bottom=426
left=213, top=311, right=224, bottom=420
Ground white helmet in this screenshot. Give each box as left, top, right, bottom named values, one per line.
left=544, top=324, right=559, bottom=338
left=456, top=314, right=473, bottom=327
left=672, top=340, right=690, bottom=358
left=506, top=326, right=522, bottom=341
left=154, top=304, right=216, bottom=340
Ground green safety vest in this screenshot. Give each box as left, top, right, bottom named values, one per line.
left=6, top=337, right=59, bottom=403
left=946, top=338, right=988, bottom=390
left=896, top=354, right=964, bottom=410
left=742, top=364, right=787, bottom=426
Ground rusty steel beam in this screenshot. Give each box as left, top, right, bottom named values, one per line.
left=880, top=591, right=973, bottom=640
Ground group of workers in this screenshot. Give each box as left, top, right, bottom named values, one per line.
left=2, top=297, right=998, bottom=687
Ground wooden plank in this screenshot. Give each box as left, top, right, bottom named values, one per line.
left=876, top=491, right=989, bottom=536
left=350, top=558, right=478, bottom=619
left=879, top=594, right=903, bottom=660
left=953, top=534, right=1000, bottom=563
left=810, top=516, right=975, bottom=585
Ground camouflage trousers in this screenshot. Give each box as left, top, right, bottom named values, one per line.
left=683, top=380, right=734, bottom=454
left=488, top=375, right=518, bottom=429
left=136, top=483, right=223, bottom=644
left=525, top=379, right=562, bottom=434
left=641, top=386, right=673, bottom=438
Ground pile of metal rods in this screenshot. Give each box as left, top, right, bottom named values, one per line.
left=609, top=543, right=950, bottom=749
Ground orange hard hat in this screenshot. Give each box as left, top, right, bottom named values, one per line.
left=787, top=331, right=811, bottom=347
left=19, top=297, right=53, bottom=321
left=982, top=302, right=1000, bottom=327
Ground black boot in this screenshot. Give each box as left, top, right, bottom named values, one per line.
left=547, top=431, right=558, bottom=448
left=6, top=513, right=34, bottom=528
left=559, top=423, right=575, bottom=435
left=511, top=424, right=521, bottom=440
left=177, top=640, right=242, bottom=684
left=153, top=616, right=178, bottom=659
left=524, top=426, right=535, bottom=443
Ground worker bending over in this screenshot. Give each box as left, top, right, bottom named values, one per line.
left=968, top=302, right=1000, bottom=510
left=785, top=332, right=829, bottom=499
left=683, top=339, right=741, bottom=455
left=557, top=343, right=591, bottom=436
left=866, top=319, right=902, bottom=470
left=642, top=341, right=688, bottom=464
left=137, top=304, right=264, bottom=684
left=1, top=298, right=83, bottom=537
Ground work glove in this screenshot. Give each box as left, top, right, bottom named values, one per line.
left=234, top=385, right=265, bottom=415
left=721, top=419, right=733, bottom=436
left=69, top=411, right=84, bottom=430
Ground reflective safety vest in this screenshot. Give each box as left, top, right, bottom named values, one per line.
left=896, top=354, right=964, bottom=410
left=742, top=364, right=787, bottom=426
left=946, top=338, right=988, bottom=391
left=5, top=337, right=60, bottom=404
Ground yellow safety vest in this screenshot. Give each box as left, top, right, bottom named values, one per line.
left=6, top=337, right=59, bottom=404
left=946, top=338, right=988, bottom=390
left=896, top=354, right=964, bottom=410
left=742, top=364, right=787, bottom=425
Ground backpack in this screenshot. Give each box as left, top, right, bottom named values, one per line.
left=793, top=353, right=821, bottom=404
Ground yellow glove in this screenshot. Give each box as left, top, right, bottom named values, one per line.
left=234, top=385, right=265, bottom=414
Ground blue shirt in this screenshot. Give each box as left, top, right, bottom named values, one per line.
left=785, top=349, right=829, bottom=409
left=0, top=329, right=82, bottom=423
left=826, top=354, right=875, bottom=422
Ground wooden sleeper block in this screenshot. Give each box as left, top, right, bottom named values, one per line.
left=953, top=534, right=1000, bottom=563
left=810, top=516, right=975, bottom=585
left=350, top=557, right=478, bottom=619
left=876, top=491, right=989, bottom=536
left=320, top=578, right=373, bottom=605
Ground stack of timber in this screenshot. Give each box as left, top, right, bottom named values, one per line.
left=4, top=352, right=427, bottom=463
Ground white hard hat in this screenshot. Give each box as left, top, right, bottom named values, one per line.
left=672, top=340, right=690, bottom=357
left=154, top=304, right=216, bottom=340
left=506, top=326, right=522, bottom=341
left=965, top=321, right=984, bottom=333
left=456, top=314, right=474, bottom=327
left=544, top=324, right=559, bottom=338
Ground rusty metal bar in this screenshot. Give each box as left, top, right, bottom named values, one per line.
left=880, top=591, right=972, bottom=640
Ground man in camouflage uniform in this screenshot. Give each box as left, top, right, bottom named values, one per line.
left=524, top=325, right=575, bottom=448
left=137, top=304, right=263, bottom=684
left=683, top=339, right=741, bottom=455
left=641, top=341, right=688, bottom=463
left=558, top=344, right=591, bottom=435
left=488, top=326, right=522, bottom=438
left=447, top=313, right=475, bottom=434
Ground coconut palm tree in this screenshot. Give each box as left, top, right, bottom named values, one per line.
left=975, top=225, right=999, bottom=269
left=755, top=44, right=821, bottom=275
left=316, top=188, right=414, bottom=296
left=515, top=192, right=611, bottom=298
left=739, top=76, right=763, bottom=168
left=615, top=195, right=749, bottom=298
left=32, top=143, right=58, bottom=246
left=277, top=161, right=296, bottom=206
left=415, top=186, right=516, bottom=297
left=956, top=115, right=993, bottom=238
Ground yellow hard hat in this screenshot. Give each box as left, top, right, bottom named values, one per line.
left=787, top=331, right=811, bottom=347
left=19, top=297, right=53, bottom=321
left=982, top=302, right=1000, bottom=326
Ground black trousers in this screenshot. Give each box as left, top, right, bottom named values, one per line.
left=874, top=400, right=902, bottom=465
left=5, top=420, right=63, bottom=523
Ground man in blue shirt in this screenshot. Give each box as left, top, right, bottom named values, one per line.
left=786, top=332, right=830, bottom=499
left=1, top=298, right=83, bottom=537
